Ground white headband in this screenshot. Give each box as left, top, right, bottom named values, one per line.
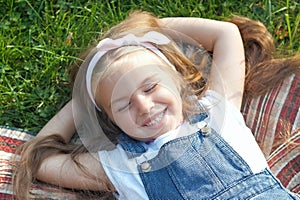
left=86, top=31, right=175, bottom=111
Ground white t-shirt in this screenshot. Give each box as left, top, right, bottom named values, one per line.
left=98, top=90, right=268, bottom=200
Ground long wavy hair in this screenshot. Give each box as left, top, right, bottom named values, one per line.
left=12, top=11, right=300, bottom=200
left=227, top=15, right=300, bottom=98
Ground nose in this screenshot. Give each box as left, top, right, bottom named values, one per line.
left=134, top=94, right=154, bottom=115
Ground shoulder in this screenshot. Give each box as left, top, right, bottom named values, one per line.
left=199, top=90, right=246, bottom=132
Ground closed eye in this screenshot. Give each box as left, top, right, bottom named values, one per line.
left=116, top=83, right=158, bottom=112
left=144, top=82, right=158, bottom=93
left=117, top=101, right=131, bottom=112
left=111, top=75, right=160, bottom=113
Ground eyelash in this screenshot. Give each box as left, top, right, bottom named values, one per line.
left=144, top=82, right=158, bottom=93
left=118, top=103, right=130, bottom=112
left=117, top=82, right=159, bottom=112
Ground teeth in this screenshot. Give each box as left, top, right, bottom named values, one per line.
left=146, top=112, right=164, bottom=126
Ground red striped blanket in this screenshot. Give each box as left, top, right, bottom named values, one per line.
left=242, top=74, right=300, bottom=193
left=0, top=127, right=80, bottom=200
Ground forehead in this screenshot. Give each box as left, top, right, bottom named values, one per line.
left=106, top=49, right=169, bottom=83
left=96, top=50, right=173, bottom=106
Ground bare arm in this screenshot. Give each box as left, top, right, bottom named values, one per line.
left=160, top=18, right=245, bottom=109
left=36, top=152, right=115, bottom=191
left=35, top=100, right=116, bottom=191
left=37, top=100, right=76, bottom=143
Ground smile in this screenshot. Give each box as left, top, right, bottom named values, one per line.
left=145, top=109, right=166, bottom=127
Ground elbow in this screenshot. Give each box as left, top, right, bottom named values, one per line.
left=221, top=21, right=241, bottom=38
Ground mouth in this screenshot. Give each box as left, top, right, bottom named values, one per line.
left=143, top=109, right=166, bottom=127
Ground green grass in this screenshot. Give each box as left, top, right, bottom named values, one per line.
left=0, top=0, right=299, bottom=133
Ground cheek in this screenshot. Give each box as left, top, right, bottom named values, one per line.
left=162, top=87, right=182, bottom=108
left=159, top=77, right=182, bottom=103
left=112, top=111, right=135, bottom=131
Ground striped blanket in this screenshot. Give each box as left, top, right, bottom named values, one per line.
left=1, top=74, right=299, bottom=199
left=0, top=127, right=80, bottom=200
left=242, top=74, right=300, bottom=193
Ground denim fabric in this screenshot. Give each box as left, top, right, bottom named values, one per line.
left=117, top=114, right=299, bottom=200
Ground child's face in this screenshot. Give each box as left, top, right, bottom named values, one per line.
left=96, top=50, right=183, bottom=141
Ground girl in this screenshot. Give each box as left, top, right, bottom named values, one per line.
left=13, top=11, right=300, bottom=199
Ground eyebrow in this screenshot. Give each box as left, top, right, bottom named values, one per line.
left=110, top=73, right=159, bottom=108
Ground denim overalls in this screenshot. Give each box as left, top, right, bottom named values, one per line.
left=117, top=114, right=299, bottom=200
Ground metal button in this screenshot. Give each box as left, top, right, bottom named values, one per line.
left=201, top=126, right=211, bottom=136
left=141, top=162, right=152, bottom=172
